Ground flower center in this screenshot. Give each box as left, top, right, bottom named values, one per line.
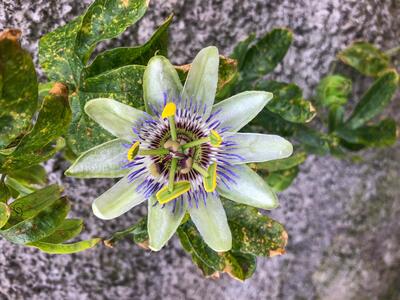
left=125, top=101, right=224, bottom=206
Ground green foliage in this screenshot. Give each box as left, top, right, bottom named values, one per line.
left=0, top=30, right=38, bottom=150
left=346, top=69, right=399, bottom=129
left=176, top=200, right=287, bottom=280
left=68, top=65, right=145, bottom=154
left=237, top=28, right=293, bottom=82
left=178, top=220, right=257, bottom=280
left=38, top=1, right=178, bottom=155
left=75, top=0, right=148, bottom=63
left=0, top=84, right=71, bottom=172
left=256, top=80, right=316, bottom=123
left=223, top=199, right=287, bottom=256
left=337, top=41, right=390, bottom=77
left=27, top=239, right=101, bottom=254
left=0, top=186, right=100, bottom=254
left=253, top=151, right=307, bottom=172
left=266, top=167, right=300, bottom=192
left=316, top=75, right=352, bottom=108
left=84, top=14, right=173, bottom=78
left=0, top=202, right=11, bottom=229
left=104, top=217, right=148, bottom=248
left=336, top=118, right=397, bottom=149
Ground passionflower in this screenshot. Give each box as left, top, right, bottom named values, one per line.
left=66, top=46, right=293, bottom=252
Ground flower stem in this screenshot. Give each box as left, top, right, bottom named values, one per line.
left=168, top=157, right=178, bottom=192
left=139, top=148, right=169, bottom=156
left=192, top=162, right=209, bottom=177
left=181, top=137, right=210, bottom=150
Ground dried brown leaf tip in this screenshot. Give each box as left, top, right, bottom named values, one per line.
left=49, top=82, right=69, bottom=98
left=0, top=28, right=22, bottom=42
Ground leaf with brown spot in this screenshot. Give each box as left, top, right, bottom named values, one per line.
left=0, top=29, right=38, bottom=149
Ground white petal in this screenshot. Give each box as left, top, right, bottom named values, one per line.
left=217, top=164, right=278, bottom=210
left=65, top=139, right=129, bottom=178
left=148, top=196, right=187, bottom=251
left=92, top=174, right=146, bottom=220
left=85, top=98, right=148, bottom=142
left=182, top=46, right=219, bottom=117
left=212, top=91, right=273, bottom=132
left=226, top=133, right=293, bottom=164
left=188, top=193, right=232, bottom=252
left=143, top=56, right=183, bottom=114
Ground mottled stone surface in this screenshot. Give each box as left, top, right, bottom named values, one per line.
left=0, top=0, right=399, bottom=299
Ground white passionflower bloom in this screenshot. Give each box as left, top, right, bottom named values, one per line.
left=66, top=46, right=293, bottom=252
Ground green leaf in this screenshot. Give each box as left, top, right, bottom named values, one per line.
left=346, top=69, right=399, bottom=129
left=0, top=202, right=11, bottom=229
left=251, top=109, right=298, bottom=137
left=4, top=176, right=35, bottom=197
left=316, top=75, right=352, bottom=108
left=223, top=199, right=288, bottom=257
left=256, top=80, right=316, bottom=123
left=296, top=126, right=332, bottom=155
left=6, top=184, right=61, bottom=227
left=231, top=33, right=256, bottom=70
left=38, top=82, right=55, bottom=103
left=0, top=29, right=38, bottom=149
left=84, top=14, right=172, bottom=78
left=239, top=28, right=293, bottom=81
left=336, top=118, right=397, bottom=148
left=0, top=181, right=10, bottom=203
left=39, top=16, right=84, bottom=89
left=39, top=219, right=84, bottom=244
left=27, top=238, right=101, bottom=254
left=75, top=0, right=149, bottom=63
left=68, top=65, right=145, bottom=154
left=328, top=106, right=345, bottom=133
left=252, top=151, right=307, bottom=172
left=8, top=164, right=47, bottom=186
left=178, top=220, right=257, bottom=281
left=337, top=41, right=390, bottom=77
left=0, top=84, right=71, bottom=171
left=266, top=166, right=299, bottom=192
left=0, top=197, right=70, bottom=244
left=104, top=217, right=149, bottom=248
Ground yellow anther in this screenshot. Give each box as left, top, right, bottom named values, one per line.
left=127, top=141, right=140, bottom=161
left=156, top=181, right=191, bottom=204
left=203, top=163, right=217, bottom=192
left=161, top=102, right=176, bottom=119
left=209, top=130, right=222, bottom=147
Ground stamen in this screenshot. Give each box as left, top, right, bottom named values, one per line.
left=209, top=130, right=222, bottom=147
left=162, top=102, right=178, bottom=141
left=203, top=163, right=217, bottom=192
left=127, top=141, right=140, bottom=161
left=156, top=181, right=191, bottom=204
left=161, top=102, right=176, bottom=119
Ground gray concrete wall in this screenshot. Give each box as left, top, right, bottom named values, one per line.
left=0, top=0, right=399, bottom=299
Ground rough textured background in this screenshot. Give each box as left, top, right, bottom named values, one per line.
left=1, top=0, right=399, bottom=299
